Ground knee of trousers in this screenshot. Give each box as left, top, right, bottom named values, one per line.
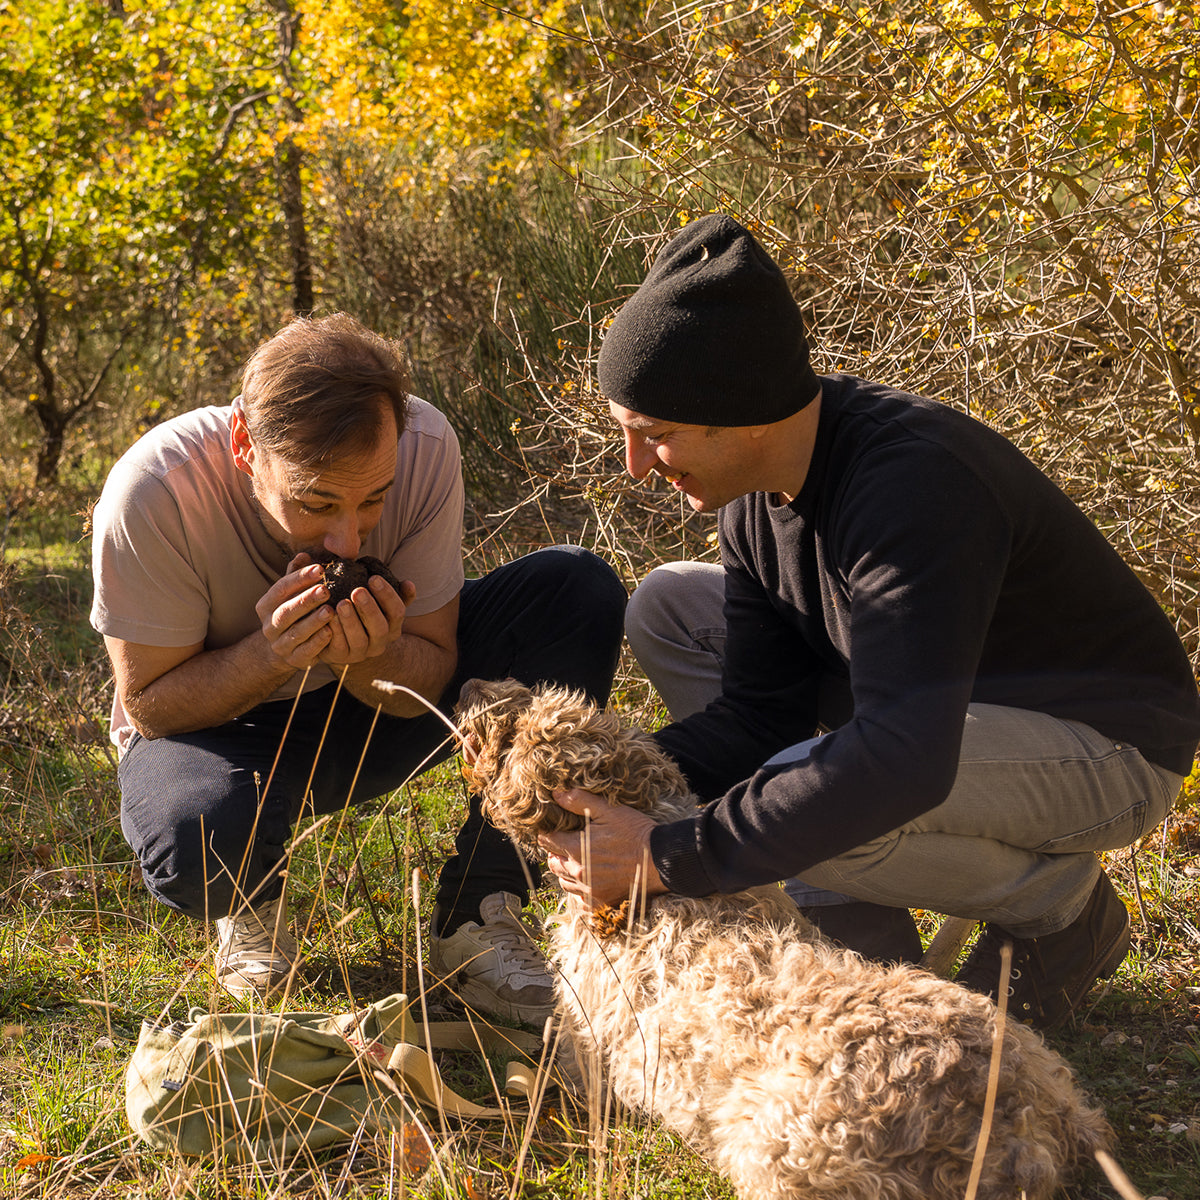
left=524, top=545, right=628, bottom=649
left=537, top=544, right=627, bottom=609
left=121, top=787, right=287, bottom=915
left=625, top=561, right=720, bottom=655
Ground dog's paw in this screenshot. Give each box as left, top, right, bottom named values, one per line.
left=590, top=900, right=632, bottom=939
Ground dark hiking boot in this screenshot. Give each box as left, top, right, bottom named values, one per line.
left=956, top=871, right=1131, bottom=1031
left=800, top=900, right=923, bottom=965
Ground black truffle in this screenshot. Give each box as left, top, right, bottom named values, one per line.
left=311, top=550, right=402, bottom=606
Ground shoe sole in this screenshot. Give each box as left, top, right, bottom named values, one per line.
left=217, top=968, right=294, bottom=999
left=453, top=977, right=556, bottom=1026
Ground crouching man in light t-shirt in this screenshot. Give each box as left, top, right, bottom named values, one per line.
left=90, top=312, right=625, bottom=1016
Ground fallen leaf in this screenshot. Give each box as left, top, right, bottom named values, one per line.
left=393, top=1122, right=432, bottom=1178
left=16, top=1153, right=56, bottom=1170
left=29, top=867, right=88, bottom=900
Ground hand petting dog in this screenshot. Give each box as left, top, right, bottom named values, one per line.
left=541, top=787, right=666, bottom=907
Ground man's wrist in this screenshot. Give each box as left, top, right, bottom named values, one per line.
left=640, top=833, right=669, bottom=896
left=255, top=630, right=303, bottom=685
left=337, top=642, right=453, bottom=716
left=648, top=818, right=712, bottom=897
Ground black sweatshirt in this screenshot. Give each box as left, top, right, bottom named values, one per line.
left=650, top=375, right=1200, bottom=896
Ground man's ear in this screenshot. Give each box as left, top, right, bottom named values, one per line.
left=230, top=407, right=256, bottom=477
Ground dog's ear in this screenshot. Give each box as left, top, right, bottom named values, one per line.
left=509, top=693, right=691, bottom=819
left=500, top=693, right=621, bottom=817
left=473, top=689, right=603, bottom=844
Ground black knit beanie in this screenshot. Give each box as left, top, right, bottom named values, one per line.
left=597, top=214, right=820, bottom=426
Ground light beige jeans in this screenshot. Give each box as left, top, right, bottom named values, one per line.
left=626, top=561, right=1184, bottom=937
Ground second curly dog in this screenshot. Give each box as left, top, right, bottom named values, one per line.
left=456, top=676, right=1112, bottom=1200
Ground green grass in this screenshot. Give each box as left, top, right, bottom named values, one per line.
left=0, top=785, right=739, bottom=1198
left=3, top=535, right=1200, bottom=1200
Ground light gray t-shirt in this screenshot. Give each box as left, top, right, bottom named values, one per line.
left=90, top=397, right=465, bottom=753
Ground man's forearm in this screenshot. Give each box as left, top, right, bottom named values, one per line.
left=337, top=632, right=457, bottom=718
left=122, top=615, right=457, bottom=737
left=123, top=635, right=300, bottom=738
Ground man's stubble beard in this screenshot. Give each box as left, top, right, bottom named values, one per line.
left=247, top=482, right=305, bottom=564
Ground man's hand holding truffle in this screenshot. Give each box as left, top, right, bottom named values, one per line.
left=254, top=558, right=338, bottom=671
left=321, top=567, right=417, bottom=665
left=304, top=552, right=421, bottom=672
left=273, top=550, right=454, bottom=718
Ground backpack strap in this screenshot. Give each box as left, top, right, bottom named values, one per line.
left=379, top=1018, right=549, bottom=1119
left=416, top=1018, right=544, bottom=1056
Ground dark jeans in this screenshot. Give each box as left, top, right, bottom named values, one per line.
left=118, top=546, right=626, bottom=930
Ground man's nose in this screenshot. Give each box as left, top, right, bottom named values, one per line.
left=624, top=433, right=657, bottom=481
left=322, top=518, right=361, bottom=559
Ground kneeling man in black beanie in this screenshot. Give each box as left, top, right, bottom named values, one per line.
left=541, top=213, right=1200, bottom=1032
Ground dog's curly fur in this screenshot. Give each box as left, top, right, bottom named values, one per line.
left=456, top=677, right=1113, bottom=1200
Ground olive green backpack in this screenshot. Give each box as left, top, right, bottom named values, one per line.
left=125, top=993, right=549, bottom=1163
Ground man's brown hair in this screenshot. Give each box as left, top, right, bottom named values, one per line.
left=241, top=313, right=411, bottom=467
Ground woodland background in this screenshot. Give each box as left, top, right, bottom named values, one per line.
left=1, top=2, right=1199, bottom=1198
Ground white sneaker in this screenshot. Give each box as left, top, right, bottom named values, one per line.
left=215, top=895, right=299, bottom=998
left=428, top=892, right=556, bottom=1024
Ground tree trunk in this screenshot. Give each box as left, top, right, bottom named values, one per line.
left=271, top=0, right=313, bottom=317
left=276, top=136, right=313, bottom=316
left=34, top=413, right=66, bottom=485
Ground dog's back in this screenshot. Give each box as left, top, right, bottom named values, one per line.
left=552, top=886, right=1111, bottom=1200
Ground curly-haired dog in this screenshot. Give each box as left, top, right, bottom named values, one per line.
left=456, top=677, right=1113, bottom=1200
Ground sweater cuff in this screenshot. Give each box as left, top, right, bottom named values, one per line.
left=649, top=820, right=715, bottom=897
